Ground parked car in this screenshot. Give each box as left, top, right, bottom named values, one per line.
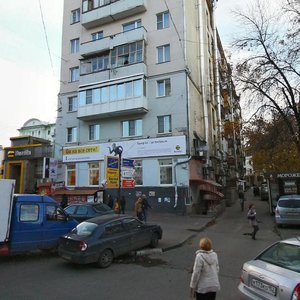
left=260, top=182, right=269, bottom=201
left=64, top=203, right=114, bottom=222
left=58, top=214, right=163, bottom=268
left=238, top=237, right=300, bottom=299
left=275, top=194, right=300, bottom=227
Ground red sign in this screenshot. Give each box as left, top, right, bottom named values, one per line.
left=122, top=179, right=135, bottom=188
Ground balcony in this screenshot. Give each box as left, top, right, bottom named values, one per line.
left=82, top=0, right=147, bottom=29
left=79, top=62, right=147, bottom=86
left=80, top=27, right=147, bottom=57
left=77, top=96, right=148, bottom=120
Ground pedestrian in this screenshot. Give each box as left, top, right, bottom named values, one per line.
left=190, top=237, right=220, bottom=300
left=247, top=203, right=259, bottom=240
left=238, top=189, right=245, bottom=211
left=141, top=194, right=151, bottom=222
left=134, top=197, right=143, bottom=221
left=60, top=194, right=68, bottom=209
left=120, top=195, right=126, bottom=214
left=113, top=197, right=121, bottom=215
left=106, top=194, right=114, bottom=209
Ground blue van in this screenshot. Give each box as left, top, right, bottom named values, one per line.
left=0, top=180, right=78, bottom=256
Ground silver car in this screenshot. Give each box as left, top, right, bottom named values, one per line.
left=275, top=195, right=300, bottom=226
left=238, top=237, right=300, bottom=299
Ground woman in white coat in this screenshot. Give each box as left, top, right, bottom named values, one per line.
left=190, top=237, right=220, bottom=300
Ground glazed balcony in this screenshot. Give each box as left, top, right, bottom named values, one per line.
left=77, top=95, right=148, bottom=120
left=82, top=0, right=147, bottom=29
left=80, top=27, right=147, bottom=57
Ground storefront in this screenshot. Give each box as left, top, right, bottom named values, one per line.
left=3, top=136, right=52, bottom=193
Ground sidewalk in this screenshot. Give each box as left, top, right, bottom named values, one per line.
left=146, top=211, right=217, bottom=252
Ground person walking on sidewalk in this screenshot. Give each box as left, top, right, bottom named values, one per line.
left=238, top=189, right=245, bottom=212
left=190, top=237, right=220, bottom=300
left=141, top=194, right=151, bottom=222
left=247, top=203, right=259, bottom=240
left=134, top=197, right=144, bottom=221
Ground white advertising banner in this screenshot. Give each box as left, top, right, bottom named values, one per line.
left=63, top=135, right=186, bottom=163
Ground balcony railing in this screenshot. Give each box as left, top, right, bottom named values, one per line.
left=80, top=27, right=147, bottom=57
left=82, top=0, right=147, bottom=29
left=77, top=96, right=148, bottom=120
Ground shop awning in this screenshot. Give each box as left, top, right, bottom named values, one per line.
left=189, top=178, right=224, bottom=199
left=52, top=187, right=103, bottom=196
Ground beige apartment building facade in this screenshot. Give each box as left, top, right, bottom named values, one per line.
left=55, top=0, right=240, bottom=213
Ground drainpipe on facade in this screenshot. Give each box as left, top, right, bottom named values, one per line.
left=197, top=0, right=209, bottom=154
left=174, top=156, right=192, bottom=208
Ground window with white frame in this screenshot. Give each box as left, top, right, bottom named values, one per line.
left=70, top=38, right=80, bottom=53
left=70, top=67, right=79, bottom=82
left=68, top=96, right=78, bottom=112
left=71, top=8, right=80, bottom=24
left=122, top=119, right=142, bottom=137
left=134, top=160, right=143, bottom=185
left=67, top=127, right=77, bottom=143
left=157, top=78, right=171, bottom=97
left=123, top=19, right=141, bottom=32
left=158, top=115, right=171, bottom=134
left=78, top=79, right=143, bottom=106
left=92, top=31, right=103, bottom=41
left=111, top=41, right=143, bottom=67
left=67, top=164, right=76, bottom=186
left=157, top=11, right=170, bottom=30
left=157, top=44, right=170, bottom=63
left=91, top=54, right=109, bottom=72
left=89, top=162, right=100, bottom=186
left=159, top=159, right=172, bottom=185
left=89, top=124, right=100, bottom=141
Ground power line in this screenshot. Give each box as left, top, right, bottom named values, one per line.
left=38, top=0, right=55, bottom=76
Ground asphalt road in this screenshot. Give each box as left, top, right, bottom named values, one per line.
left=0, top=192, right=297, bottom=300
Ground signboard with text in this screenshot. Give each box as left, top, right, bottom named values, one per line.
left=105, top=156, right=119, bottom=189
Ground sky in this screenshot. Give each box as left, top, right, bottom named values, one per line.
left=0, top=0, right=240, bottom=148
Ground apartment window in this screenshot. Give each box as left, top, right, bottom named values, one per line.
left=68, top=96, right=78, bottom=112
left=67, top=164, right=76, bottom=186
left=78, top=79, right=143, bottom=106
left=123, top=19, right=141, bottom=32
left=157, top=44, right=170, bottom=63
left=67, top=127, right=77, bottom=143
left=92, top=31, right=103, bottom=41
left=89, top=124, right=100, bottom=141
left=71, top=8, right=80, bottom=24
left=89, top=162, right=100, bottom=186
left=91, top=54, right=109, bottom=72
left=122, top=119, right=142, bottom=137
left=86, top=90, right=93, bottom=104
left=111, top=41, right=143, bottom=67
left=157, top=79, right=171, bottom=97
left=70, top=67, right=79, bottom=82
left=157, top=11, right=170, bottom=30
left=70, top=38, right=80, bottom=53
left=158, top=115, right=171, bottom=133
left=159, top=159, right=172, bottom=185
left=134, top=160, right=143, bottom=185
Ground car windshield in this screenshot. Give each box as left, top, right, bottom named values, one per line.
left=73, top=222, right=98, bottom=236
left=278, top=199, right=300, bottom=208
left=257, top=242, right=300, bottom=272
left=93, top=203, right=111, bottom=212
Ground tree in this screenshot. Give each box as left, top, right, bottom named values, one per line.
left=231, top=0, right=300, bottom=154
left=243, top=113, right=300, bottom=173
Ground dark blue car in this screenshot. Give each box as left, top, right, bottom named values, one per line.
left=58, top=215, right=162, bottom=268
left=64, top=202, right=114, bottom=222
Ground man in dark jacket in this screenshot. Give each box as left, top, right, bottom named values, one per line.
left=141, top=194, right=151, bottom=222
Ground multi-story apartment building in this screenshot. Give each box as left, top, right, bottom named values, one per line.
left=55, top=0, right=238, bottom=213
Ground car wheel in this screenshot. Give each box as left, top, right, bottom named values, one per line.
left=97, top=249, right=114, bottom=268
left=150, top=233, right=159, bottom=248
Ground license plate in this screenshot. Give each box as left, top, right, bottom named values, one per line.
left=251, top=278, right=277, bottom=296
